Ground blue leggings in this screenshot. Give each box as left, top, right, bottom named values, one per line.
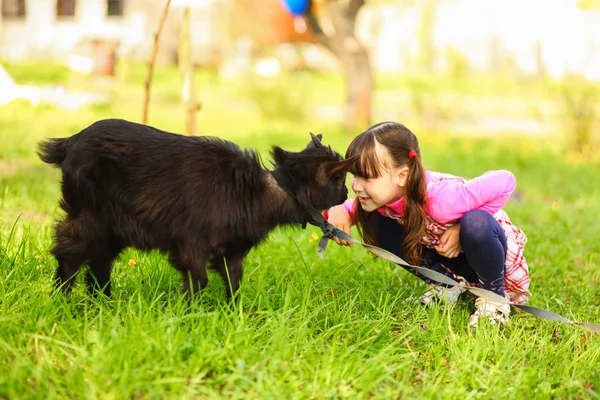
left=373, top=210, right=507, bottom=296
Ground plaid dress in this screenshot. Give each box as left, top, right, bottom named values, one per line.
left=383, top=172, right=531, bottom=304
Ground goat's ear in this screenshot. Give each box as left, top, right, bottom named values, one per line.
left=324, top=156, right=358, bottom=176
left=307, top=132, right=324, bottom=149
left=271, top=146, right=289, bottom=166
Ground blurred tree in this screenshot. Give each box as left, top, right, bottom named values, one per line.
left=143, top=0, right=202, bottom=135
left=560, top=74, right=598, bottom=153
left=143, top=0, right=172, bottom=125
left=178, top=6, right=201, bottom=136
left=417, top=0, right=436, bottom=73
left=304, top=0, right=372, bottom=132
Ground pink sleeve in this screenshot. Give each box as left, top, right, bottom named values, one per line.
left=428, top=170, right=517, bottom=224
left=343, top=199, right=358, bottom=225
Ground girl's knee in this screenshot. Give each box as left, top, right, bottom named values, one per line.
left=459, top=210, right=494, bottom=243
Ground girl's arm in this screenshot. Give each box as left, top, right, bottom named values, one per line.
left=323, top=199, right=357, bottom=225
left=428, top=170, right=517, bottom=224
left=341, top=199, right=357, bottom=224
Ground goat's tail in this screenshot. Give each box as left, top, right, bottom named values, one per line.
left=37, top=137, right=73, bottom=166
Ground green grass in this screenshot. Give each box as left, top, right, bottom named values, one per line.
left=1, top=61, right=599, bottom=399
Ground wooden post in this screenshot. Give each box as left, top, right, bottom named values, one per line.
left=142, top=0, right=172, bottom=125
left=178, top=6, right=200, bottom=136
left=305, top=0, right=371, bottom=131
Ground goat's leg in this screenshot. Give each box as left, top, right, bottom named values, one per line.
left=51, top=218, right=88, bottom=294
left=53, top=254, right=84, bottom=294
left=85, top=243, right=123, bottom=297
left=170, top=248, right=209, bottom=297
left=213, top=250, right=248, bottom=300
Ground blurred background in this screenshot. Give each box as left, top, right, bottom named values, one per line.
left=1, top=0, right=599, bottom=156
left=3, top=3, right=600, bottom=396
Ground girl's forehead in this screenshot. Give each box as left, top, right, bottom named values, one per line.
left=373, top=140, right=393, bottom=166
left=351, top=139, right=393, bottom=178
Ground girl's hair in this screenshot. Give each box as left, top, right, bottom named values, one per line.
left=346, top=122, right=427, bottom=265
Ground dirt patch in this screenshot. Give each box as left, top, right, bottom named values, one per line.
left=0, top=160, right=31, bottom=177
left=18, top=210, right=51, bottom=223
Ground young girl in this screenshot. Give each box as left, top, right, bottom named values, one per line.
left=326, top=121, right=530, bottom=325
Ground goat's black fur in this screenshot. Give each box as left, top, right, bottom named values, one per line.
left=38, top=119, right=354, bottom=299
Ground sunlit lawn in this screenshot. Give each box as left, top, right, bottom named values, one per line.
left=0, top=61, right=599, bottom=399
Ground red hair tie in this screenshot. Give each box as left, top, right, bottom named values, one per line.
left=408, top=150, right=417, bottom=160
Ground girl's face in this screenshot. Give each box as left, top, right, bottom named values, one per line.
left=351, top=141, right=408, bottom=212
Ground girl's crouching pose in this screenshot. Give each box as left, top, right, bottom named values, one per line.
left=326, top=121, right=530, bottom=325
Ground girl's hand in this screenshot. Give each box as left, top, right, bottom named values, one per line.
left=327, top=205, right=353, bottom=247
left=435, top=224, right=462, bottom=258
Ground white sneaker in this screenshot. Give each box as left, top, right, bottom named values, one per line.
left=420, top=283, right=464, bottom=306
left=468, top=297, right=511, bottom=326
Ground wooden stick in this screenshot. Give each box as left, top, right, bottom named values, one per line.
left=142, top=0, right=172, bottom=124
left=178, top=6, right=200, bottom=136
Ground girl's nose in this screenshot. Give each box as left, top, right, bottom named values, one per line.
left=351, top=176, right=363, bottom=192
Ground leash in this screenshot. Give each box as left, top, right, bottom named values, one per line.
left=313, top=217, right=600, bottom=334
left=270, top=170, right=600, bottom=334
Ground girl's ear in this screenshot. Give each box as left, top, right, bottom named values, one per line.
left=396, top=166, right=409, bottom=187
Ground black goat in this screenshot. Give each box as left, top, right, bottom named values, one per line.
left=38, top=119, right=354, bottom=299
